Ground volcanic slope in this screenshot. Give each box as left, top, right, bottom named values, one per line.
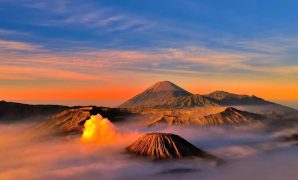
left=33, top=107, right=133, bottom=135
left=149, top=107, right=265, bottom=126
left=126, top=132, right=219, bottom=161
left=193, top=107, right=265, bottom=125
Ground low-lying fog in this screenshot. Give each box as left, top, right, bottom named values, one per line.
left=0, top=120, right=297, bottom=180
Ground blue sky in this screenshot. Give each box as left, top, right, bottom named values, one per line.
left=0, top=0, right=298, bottom=106
left=1, top=0, right=298, bottom=51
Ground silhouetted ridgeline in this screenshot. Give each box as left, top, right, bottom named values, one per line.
left=0, top=101, right=68, bottom=122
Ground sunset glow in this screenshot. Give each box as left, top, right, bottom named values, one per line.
left=0, top=0, right=297, bottom=108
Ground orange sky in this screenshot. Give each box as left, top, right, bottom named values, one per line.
left=2, top=77, right=298, bottom=107
left=1, top=42, right=298, bottom=107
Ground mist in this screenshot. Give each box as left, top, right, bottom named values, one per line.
left=0, top=120, right=297, bottom=180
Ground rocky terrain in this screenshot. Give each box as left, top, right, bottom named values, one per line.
left=33, top=106, right=134, bottom=135
left=149, top=107, right=265, bottom=126
left=193, top=107, right=265, bottom=125
left=126, top=132, right=219, bottom=161
left=203, top=90, right=268, bottom=105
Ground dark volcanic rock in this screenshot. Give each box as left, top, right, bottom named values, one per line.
left=126, top=133, right=219, bottom=161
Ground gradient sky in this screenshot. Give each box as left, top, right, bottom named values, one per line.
left=0, top=0, right=298, bottom=107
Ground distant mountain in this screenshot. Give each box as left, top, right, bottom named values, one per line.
left=119, top=81, right=297, bottom=115
left=203, top=91, right=271, bottom=105
left=126, top=132, right=219, bottom=161
left=204, top=91, right=297, bottom=115
left=149, top=107, right=265, bottom=126
left=119, top=81, right=193, bottom=108
left=0, top=101, right=68, bottom=122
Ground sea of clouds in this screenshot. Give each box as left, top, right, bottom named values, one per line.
left=0, top=120, right=297, bottom=180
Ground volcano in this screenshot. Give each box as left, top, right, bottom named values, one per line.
left=193, top=107, right=265, bottom=125
left=118, top=81, right=214, bottom=108
left=118, top=81, right=297, bottom=115
left=126, top=133, right=219, bottom=160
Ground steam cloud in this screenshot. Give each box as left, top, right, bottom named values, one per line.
left=81, top=114, right=119, bottom=144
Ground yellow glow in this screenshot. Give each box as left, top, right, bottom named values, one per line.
left=82, top=114, right=118, bottom=144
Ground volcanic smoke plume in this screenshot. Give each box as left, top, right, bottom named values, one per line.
left=81, top=114, right=118, bottom=144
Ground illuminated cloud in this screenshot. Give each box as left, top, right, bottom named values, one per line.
left=0, top=40, right=297, bottom=84
left=0, top=40, right=42, bottom=52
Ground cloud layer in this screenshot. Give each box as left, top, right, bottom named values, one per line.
left=0, top=122, right=297, bottom=180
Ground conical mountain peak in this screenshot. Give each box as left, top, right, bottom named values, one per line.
left=118, top=81, right=192, bottom=108
left=146, top=81, right=191, bottom=93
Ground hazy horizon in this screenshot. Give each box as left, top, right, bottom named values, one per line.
left=3, top=98, right=298, bottom=110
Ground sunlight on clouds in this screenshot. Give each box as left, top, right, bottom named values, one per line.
left=0, top=40, right=42, bottom=52
left=0, top=65, right=100, bottom=81
left=0, top=38, right=297, bottom=102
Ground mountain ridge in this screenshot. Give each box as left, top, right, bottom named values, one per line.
left=119, top=81, right=297, bottom=115
left=119, top=81, right=193, bottom=108
left=0, top=100, right=68, bottom=122
left=149, top=107, right=265, bottom=126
